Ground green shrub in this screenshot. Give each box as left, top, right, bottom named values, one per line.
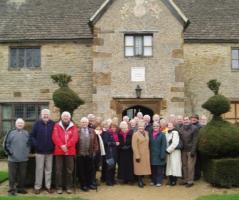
left=198, top=119, right=239, bottom=158
left=53, top=86, right=84, bottom=115
left=51, top=74, right=84, bottom=116
left=0, top=137, right=7, bottom=159
left=202, top=94, right=230, bottom=118
left=202, top=158, right=239, bottom=188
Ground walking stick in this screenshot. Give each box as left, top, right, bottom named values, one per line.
left=73, top=155, right=77, bottom=193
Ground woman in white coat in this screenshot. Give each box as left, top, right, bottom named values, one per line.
left=166, top=122, right=182, bottom=186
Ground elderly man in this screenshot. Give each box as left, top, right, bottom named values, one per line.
left=77, top=117, right=99, bottom=192
left=180, top=116, right=199, bottom=187
left=30, top=109, right=55, bottom=194
left=87, top=114, right=96, bottom=129
left=52, top=111, right=78, bottom=194
left=4, top=118, right=30, bottom=196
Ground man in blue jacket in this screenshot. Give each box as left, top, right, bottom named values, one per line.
left=30, top=109, right=55, bottom=194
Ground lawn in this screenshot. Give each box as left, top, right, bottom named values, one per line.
left=0, top=171, right=8, bottom=183
left=0, top=197, right=84, bottom=200
left=197, top=194, right=239, bottom=200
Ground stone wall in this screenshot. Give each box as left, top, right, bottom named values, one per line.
left=182, top=43, right=239, bottom=116
left=93, top=0, right=185, bottom=119
left=0, top=41, right=93, bottom=123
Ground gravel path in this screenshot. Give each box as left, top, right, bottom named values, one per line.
left=0, top=161, right=238, bottom=200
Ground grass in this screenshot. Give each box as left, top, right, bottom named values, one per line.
left=197, top=194, right=239, bottom=200
left=0, top=197, right=84, bottom=200
left=0, top=171, right=8, bottom=183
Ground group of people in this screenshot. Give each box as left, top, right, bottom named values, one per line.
left=3, top=109, right=207, bottom=196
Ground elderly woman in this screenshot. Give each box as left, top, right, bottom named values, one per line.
left=52, top=111, right=79, bottom=194
left=102, top=122, right=119, bottom=186
left=132, top=120, right=151, bottom=188
left=117, top=121, right=134, bottom=184
left=129, top=119, right=137, bottom=132
left=4, top=118, right=30, bottom=196
left=166, top=122, right=182, bottom=186
left=149, top=122, right=167, bottom=187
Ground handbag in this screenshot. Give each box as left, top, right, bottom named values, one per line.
left=106, top=146, right=115, bottom=169
left=168, top=131, right=183, bottom=150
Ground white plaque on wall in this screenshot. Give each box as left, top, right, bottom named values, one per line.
left=131, top=67, right=145, bottom=82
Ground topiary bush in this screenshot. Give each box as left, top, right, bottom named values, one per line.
left=51, top=74, right=84, bottom=116
left=198, top=120, right=239, bottom=158
left=199, top=80, right=239, bottom=187
left=202, top=80, right=230, bottom=120
left=202, top=158, right=239, bottom=188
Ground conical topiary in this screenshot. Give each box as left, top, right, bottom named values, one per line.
left=51, top=74, right=84, bottom=116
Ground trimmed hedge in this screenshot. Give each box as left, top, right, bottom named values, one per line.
left=198, top=119, right=239, bottom=158
left=202, top=158, right=239, bottom=188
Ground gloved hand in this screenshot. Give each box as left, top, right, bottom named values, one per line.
left=136, top=158, right=141, bottom=163
left=166, top=150, right=170, bottom=154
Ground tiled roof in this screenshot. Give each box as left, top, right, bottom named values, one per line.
left=0, top=0, right=105, bottom=41
left=175, top=0, right=239, bottom=42
left=1, top=0, right=239, bottom=42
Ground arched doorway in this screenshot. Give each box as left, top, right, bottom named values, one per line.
left=122, top=105, right=154, bottom=120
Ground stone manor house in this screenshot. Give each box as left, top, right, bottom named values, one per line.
left=0, top=0, right=239, bottom=135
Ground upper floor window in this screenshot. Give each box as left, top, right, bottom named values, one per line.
left=10, top=47, right=41, bottom=68
left=231, top=48, right=239, bottom=70
left=125, top=35, right=153, bottom=57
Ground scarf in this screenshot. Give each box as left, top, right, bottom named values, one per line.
left=120, top=130, right=129, bottom=143
left=153, top=130, right=159, bottom=140
left=109, top=129, right=119, bottom=142
left=95, top=129, right=106, bottom=156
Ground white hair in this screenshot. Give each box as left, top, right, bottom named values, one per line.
left=123, top=115, right=129, bottom=122
left=41, top=109, right=51, bottom=115
left=120, top=121, right=128, bottom=129
left=61, top=111, right=71, bottom=119
left=80, top=117, right=89, bottom=123
left=15, top=118, right=25, bottom=126
left=87, top=114, right=95, bottom=119
left=160, top=118, right=167, bottom=126
left=143, top=114, right=151, bottom=120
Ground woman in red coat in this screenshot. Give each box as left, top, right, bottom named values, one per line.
left=52, top=111, right=78, bottom=194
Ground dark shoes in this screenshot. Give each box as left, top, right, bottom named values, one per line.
left=46, top=188, right=54, bottom=194
left=89, top=184, right=97, bottom=190
left=34, top=189, right=41, bottom=194
left=8, top=190, right=16, bottom=196
left=185, top=183, right=194, bottom=188
left=17, top=189, right=28, bottom=194
left=81, top=186, right=89, bottom=192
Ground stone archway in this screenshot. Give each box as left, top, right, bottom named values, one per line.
left=122, top=105, right=154, bottom=120
left=110, top=98, right=164, bottom=120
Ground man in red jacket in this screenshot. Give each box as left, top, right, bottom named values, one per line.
left=52, top=111, right=78, bottom=194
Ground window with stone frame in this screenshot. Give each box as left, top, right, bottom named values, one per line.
left=0, top=103, right=48, bottom=137
left=125, top=34, right=153, bottom=57
left=224, top=102, right=239, bottom=123
left=9, top=47, right=41, bottom=68
left=231, top=48, right=239, bottom=70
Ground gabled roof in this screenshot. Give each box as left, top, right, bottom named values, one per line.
left=89, top=0, right=189, bottom=27
left=174, top=0, right=239, bottom=42
left=0, top=0, right=239, bottom=42
left=0, top=0, right=105, bottom=42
